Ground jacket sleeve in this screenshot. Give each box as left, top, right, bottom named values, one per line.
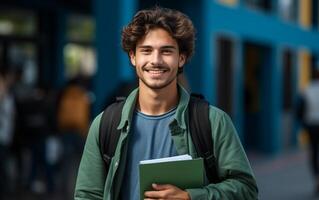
left=74, top=113, right=106, bottom=200
left=186, top=107, right=258, bottom=200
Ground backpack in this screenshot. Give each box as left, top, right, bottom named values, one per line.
left=99, top=94, right=219, bottom=183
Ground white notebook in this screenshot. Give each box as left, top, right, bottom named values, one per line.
left=139, top=154, right=192, bottom=164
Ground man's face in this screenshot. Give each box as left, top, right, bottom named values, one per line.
left=129, top=28, right=185, bottom=90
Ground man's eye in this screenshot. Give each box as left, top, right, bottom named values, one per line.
left=162, top=50, right=173, bottom=54
left=141, top=49, right=152, bottom=53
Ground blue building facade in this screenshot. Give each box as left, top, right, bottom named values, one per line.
left=1, top=0, right=319, bottom=155
left=92, top=0, right=319, bottom=154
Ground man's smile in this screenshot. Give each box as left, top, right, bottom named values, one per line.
left=143, top=66, right=169, bottom=76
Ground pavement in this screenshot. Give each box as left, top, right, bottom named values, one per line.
left=250, top=147, right=317, bottom=200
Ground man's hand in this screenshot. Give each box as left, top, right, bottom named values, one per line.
left=144, top=183, right=191, bottom=200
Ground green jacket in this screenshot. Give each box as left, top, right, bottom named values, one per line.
left=74, top=86, right=258, bottom=200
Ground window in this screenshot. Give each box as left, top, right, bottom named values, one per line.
left=64, top=14, right=96, bottom=79
left=64, top=43, right=96, bottom=78
left=9, top=42, right=38, bottom=86
left=312, top=0, right=318, bottom=28
left=278, top=0, right=298, bottom=22
left=0, top=9, right=38, bottom=87
left=0, top=10, right=36, bottom=37
left=67, top=14, right=95, bottom=43
left=244, top=0, right=272, bottom=12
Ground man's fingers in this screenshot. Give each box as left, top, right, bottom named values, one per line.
left=144, top=190, right=164, bottom=198
left=144, top=184, right=190, bottom=200
left=145, top=184, right=172, bottom=198
left=152, top=183, right=173, bottom=190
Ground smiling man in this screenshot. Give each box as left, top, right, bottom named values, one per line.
left=129, top=27, right=185, bottom=116
left=74, top=6, right=258, bottom=200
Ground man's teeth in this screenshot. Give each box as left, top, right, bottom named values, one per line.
left=147, top=70, right=165, bottom=73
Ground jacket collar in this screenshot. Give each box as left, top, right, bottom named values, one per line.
left=117, top=88, right=138, bottom=130
left=117, top=84, right=190, bottom=130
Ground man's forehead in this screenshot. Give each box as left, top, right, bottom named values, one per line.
left=136, top=28, right=178, bottom=48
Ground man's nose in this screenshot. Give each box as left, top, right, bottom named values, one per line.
left=150, top=51, right=163, bottom=66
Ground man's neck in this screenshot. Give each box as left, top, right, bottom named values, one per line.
left=137, top=82, right=179, bottom=116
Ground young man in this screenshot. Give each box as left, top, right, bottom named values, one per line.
left=75, top=7, right=258, bottom=200
left=298, top=70, right=319, bottom=194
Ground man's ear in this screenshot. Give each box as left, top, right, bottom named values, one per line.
left=178, top=54, right=186, bottom=68
left=129, top=50, right=136, bottom=66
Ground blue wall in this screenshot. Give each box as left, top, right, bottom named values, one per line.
left=93, top=0, right=137, bottom=115
left=91, top=0, right=319, bottom=154
left=199, top=0, right=319, bottom=153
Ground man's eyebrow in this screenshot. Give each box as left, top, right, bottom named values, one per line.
left=137, top=45, right=152, bottom=49
left=161, top=46, right=177, bottom=49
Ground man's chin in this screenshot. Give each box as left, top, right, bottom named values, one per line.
left=145, top=84, right=168, bottom=90
left=140, top=80, right=175, bottom=90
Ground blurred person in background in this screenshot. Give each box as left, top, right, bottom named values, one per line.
left=298, top=69, right=319, bottom=195
left=19, top=86, right=57, bottom=194
left=57, top=75, right=91, bottom=198
left=0, top=68, right=15, bottom=197
left=57, top=76, right=90, bottom=154
left=11, top=67, right=33, bottom=191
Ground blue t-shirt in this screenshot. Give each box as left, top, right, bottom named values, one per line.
left=120, top=107, right=178, bottom=200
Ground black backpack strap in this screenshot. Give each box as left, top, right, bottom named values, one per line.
left=189, top=94, right=219, bottom=183
left=99, top=99, right=125, bottom=173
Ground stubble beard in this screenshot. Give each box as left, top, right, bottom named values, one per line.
left=137, top=63, right=179, bottom=90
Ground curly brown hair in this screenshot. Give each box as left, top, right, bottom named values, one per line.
left=121, top=6, right=196, bottom=64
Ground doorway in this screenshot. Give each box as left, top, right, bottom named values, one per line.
left=216, top=36, right=234, bottom=117
left=282, top=49, right=296, bottom=148
left=243, top=42, right=272, bottom=151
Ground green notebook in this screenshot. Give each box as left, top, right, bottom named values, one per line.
left=139, top=155, right=204, bottom=200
